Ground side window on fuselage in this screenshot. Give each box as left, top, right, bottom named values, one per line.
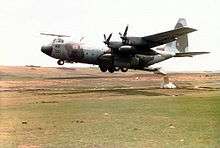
left=55, top=44, right=61, bottom=48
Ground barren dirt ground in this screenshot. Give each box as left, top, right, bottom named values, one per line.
left=0, top=66, right=220, bottom=147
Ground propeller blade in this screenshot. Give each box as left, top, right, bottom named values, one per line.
left=107, top=33, right=112, bottom=42
left=103, top=33, right=112, bottom=45
left=123, top=25, right=128, bottom=37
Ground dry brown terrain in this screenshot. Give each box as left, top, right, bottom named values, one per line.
left=0, top=66, right=220, bottom=147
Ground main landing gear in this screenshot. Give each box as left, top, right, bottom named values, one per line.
left=121, top=67, right=128, bottom=72
left=99, top=65, right=128, bottom=73
left=99, top=65, right=108, bottom=72
left=57, top=59, right=64, bottom=65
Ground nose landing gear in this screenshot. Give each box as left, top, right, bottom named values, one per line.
left=57, top=59, right=64, bottom=65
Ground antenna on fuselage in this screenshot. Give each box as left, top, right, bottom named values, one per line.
left=40, top=33, right=71, bottom=38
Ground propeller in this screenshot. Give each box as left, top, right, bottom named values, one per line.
left=103, top=33, right=112, bottom=45
left=119, top=25, right=129, bottom=44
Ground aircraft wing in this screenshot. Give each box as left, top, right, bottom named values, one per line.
left=142, top=27, right=196, bottom=48
left=174, top=52, right=210, bottom=57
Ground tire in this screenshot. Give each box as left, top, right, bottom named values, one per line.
left=108, top=67, right=115, bottom=73
left=121, top=67, right=128, bottom=72
left=57, top=60, right=64, bottom=65
left=99, top=65, right=107, bottom=72
left=114, top=67, right=120, bottom=71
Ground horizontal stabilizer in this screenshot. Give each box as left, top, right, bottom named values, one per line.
left=174, top=52, right=210, bottom=57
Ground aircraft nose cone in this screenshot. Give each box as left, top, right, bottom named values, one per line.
left=41, top=45, right=53, bottom=56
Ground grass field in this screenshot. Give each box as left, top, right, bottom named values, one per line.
left=0, top=66, right=220, bottom=147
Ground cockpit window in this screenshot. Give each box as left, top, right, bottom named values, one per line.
left=52, top=38, right=64, bottom=44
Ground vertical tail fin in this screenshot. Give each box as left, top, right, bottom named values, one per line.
left=165, top=18, right=188, bottom=53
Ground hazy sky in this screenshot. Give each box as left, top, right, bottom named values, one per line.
left=1, top=0, right=220, bottom=71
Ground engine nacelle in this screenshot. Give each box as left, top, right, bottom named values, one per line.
left=98, top=53, right=113, bottom=61
left=119, top=45, right=135, bottom=53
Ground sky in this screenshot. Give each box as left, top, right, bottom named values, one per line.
left=0, top=0, right=220, bottom=71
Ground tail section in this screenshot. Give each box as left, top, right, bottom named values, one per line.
left=165, top=18, right=188, bottom=53
left=155, top=18, right=209, bottom=57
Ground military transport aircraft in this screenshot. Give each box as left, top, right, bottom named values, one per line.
left=41, top=18, right=209, bottom=74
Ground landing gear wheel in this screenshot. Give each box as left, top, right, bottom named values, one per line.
left=57, top=60, right=64, bottom=65
left=99, top=65, right=107, bottom=72
left=108, top=67, right=115, bottom=73
left=121, top=67, right=128, bottom=72
left=114, top=67, right=120, bottom=71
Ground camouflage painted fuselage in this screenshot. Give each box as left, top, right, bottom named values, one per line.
left=50, top=43, right=105, bottom=65
left=41, top=41, right=173, bottom=70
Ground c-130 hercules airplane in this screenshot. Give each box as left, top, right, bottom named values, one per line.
left=41, top=18, right=209, bottom=74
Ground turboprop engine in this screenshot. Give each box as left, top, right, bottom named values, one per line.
left=119, top=45, right=135, bottom=53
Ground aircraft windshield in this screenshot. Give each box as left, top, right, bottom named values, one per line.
left=52, top=38, right=64, bottom=44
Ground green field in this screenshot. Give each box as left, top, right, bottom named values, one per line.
left=1, top=66, right=220, bottom=147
